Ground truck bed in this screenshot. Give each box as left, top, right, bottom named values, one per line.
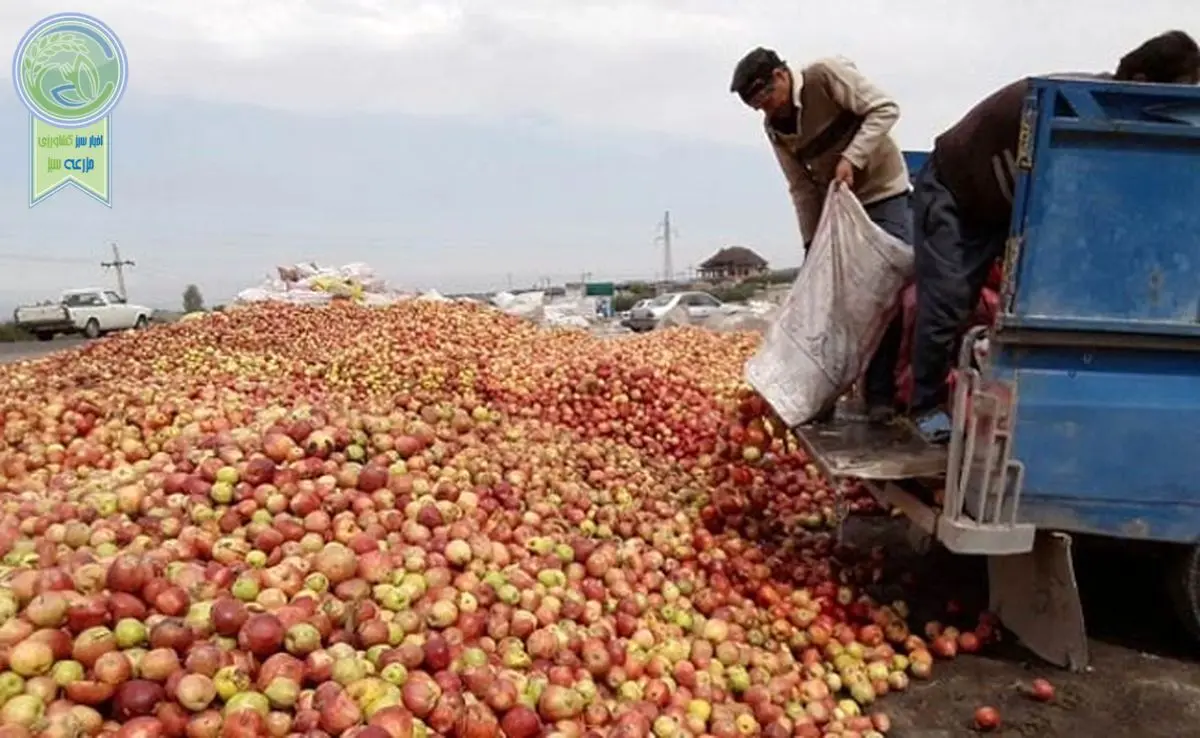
left=13, top=304, right=73, bottom=331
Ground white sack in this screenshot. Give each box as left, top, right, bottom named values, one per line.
left=544, top=297, right=598, bottom=326
left=704, top=312, right=774, bottom=334
left=339, top=262, right=375, bottom=280
left=544, top=314, right=591, bottom=328
left=745, top=183, right=913, bottom=427
left=656, top=305, right=692, bottom=329
left=293, top=263, right=321, bottom=279
left=496, top=291, right=546, bottom=323
left=235, top=288, right=275, bottom=304
left=744, top=300, right=780, bottom=316
left=235, top=288, right=333, bottom=306
left=338, top=263, right=387, bottom=293
left=360, top=293, right=404, bottom=307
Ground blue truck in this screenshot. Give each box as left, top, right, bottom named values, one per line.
left=798, top=76, right=1200, bottom=670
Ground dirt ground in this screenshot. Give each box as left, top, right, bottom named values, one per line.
left=842, top=518, right=1200, bottom=737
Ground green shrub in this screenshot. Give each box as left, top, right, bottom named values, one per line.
left=0, top=323, right=32, bottom=343
left=743, top=268, right=799, bottom=287
left=712, top=283, right=760, bottom=304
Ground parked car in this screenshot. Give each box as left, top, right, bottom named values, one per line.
left=624, top=291, right=726, bottom=332
left=13, top=288, right=153, bottom=341
left=618, top=299, right=651, bottom=326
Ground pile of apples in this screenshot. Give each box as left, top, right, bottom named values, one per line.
left=0, top=301, right=990, bottom=738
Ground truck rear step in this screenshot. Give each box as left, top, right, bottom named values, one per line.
left=794, top=329, right=1035, bottom=556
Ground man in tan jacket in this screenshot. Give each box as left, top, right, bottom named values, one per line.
left=732, top=47, right=912, bottom=424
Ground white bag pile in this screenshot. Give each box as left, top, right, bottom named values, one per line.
left=543, top=297, right=599, bottom=328
left=490, top=292, right=609, bottom=330
left=235, top=262, right=408, bottom=306
left=656, top=304, right=693, bottom=329
left=491, top=291, right=545, bottom=323
left=703, top=302, right=779, bottom=334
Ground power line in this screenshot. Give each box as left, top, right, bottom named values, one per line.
left=0, top=252, right=94, bottom=265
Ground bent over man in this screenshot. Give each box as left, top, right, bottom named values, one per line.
left=907, top=30, right=1200, bottom=439
left=731, top=47, right=912, bottom=424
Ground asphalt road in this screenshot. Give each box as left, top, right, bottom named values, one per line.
left=0, top=337, right=86, bottom=364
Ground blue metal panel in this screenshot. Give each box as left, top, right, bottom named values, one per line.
left=902, top=150, right=928, bottom=177
left=1002, top=78, right=1200, bottom=336
left=991, top=343, right=1200, bottom=543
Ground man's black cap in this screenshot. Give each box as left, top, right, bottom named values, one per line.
left=731, top=47, right=785, bottom=103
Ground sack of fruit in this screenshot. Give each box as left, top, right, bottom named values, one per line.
left=894, top=277, right=1001, bottom=407
left=745, top=183, right=913, bottom=426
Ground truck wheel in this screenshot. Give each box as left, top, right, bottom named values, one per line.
left=82, top=319, right=101, bottom=339
left=134, top=315, right=149, bottom=330
left=1167, top=544, right=1200, bottom=643
left=34, top=332, right=53, bottom=342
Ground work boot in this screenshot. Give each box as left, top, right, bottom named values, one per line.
left=910, top=408, right=952, bottom=444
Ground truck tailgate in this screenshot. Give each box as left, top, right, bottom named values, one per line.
left=14, top=305, right=70, bottom=325
left=796, top=401, right=947, bottom=481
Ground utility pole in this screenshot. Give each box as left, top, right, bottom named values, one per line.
left=654, top=211, right=677, bottom=286
left=100, top=242, right=135, bottom=299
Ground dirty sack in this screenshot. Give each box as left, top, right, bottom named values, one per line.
left=745, top=183, right=914, bottom=427
left=894, top=261, right=1003, bottom=407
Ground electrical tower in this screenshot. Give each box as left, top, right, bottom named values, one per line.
left=654, top=211, right=678, bottom=284
left=100, top=242, right=135, bottom=299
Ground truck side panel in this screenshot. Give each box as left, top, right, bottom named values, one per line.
left=992, top=343, right=1200, bottom=542
left=902, top=150, right=928, bottom=176
left=993, top=79, right=1200, bottom=542
left=1001, top=81, right=1200, bottom=335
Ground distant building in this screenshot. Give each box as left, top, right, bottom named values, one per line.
left=697, top=246, right=769, bottom=281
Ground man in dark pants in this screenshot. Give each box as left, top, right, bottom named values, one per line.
left=731, top=48, right=912, bottom=424
left=906, top=30, right=1200, bottom=440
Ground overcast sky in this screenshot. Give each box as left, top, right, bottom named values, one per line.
left=0, top=1, right=1190, bottom=310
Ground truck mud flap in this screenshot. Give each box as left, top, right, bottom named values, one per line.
left=988, top=530, right=1089, bottom=671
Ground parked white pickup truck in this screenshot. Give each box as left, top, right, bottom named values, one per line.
left=13, top=288, right=153, bottom=341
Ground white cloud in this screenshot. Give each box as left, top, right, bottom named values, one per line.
left=0, top=1, right=1192, bottom=147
